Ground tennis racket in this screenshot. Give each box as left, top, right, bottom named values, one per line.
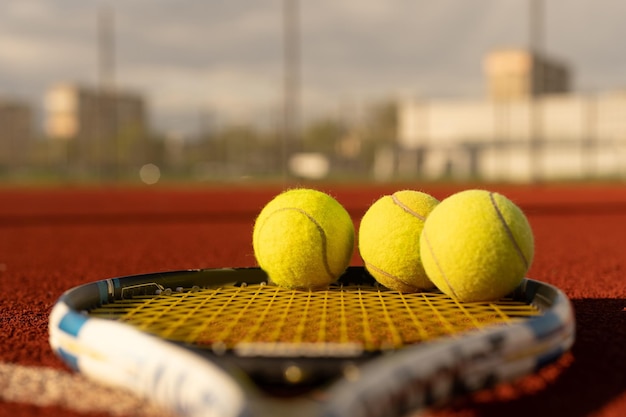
left=49, top=266, right=575, bottom=417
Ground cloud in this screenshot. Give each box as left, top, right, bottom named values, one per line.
left=1, top=0, right=626, bottom=136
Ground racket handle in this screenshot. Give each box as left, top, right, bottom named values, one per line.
left=50, top=303, right=249, bottom=417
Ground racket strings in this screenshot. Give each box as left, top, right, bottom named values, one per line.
left=89, top=284, right=540, bottom=352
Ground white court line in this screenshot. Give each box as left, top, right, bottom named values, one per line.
left=0, top=362, right=174, bottom=417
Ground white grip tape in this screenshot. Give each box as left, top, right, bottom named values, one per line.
left=50, top=303, right=248, bottom=417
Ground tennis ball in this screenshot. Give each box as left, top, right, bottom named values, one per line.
left=420, top=189, right=534, bottom=302
left=358, top=190, right=440, bottom=292
left=253, top=188, right=355, bottom=289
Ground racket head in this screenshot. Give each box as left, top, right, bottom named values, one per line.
left=50, top=266, right=572, bottom=392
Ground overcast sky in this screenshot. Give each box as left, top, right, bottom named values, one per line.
left=1, top=1, right=625, bottom=137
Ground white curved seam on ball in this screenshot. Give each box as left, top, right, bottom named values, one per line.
left=274, top=207, right=335, bottom=281
left=488, top=193, right=529, bottom=269
left=391, top=193, right=427, bottom=221
left=363, top=260, right=421, bottom=291
left=422, top=230, right=459, bottom=299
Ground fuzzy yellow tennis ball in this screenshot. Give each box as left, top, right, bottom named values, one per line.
left=253, top=188, right=355, bottom=289
left=359, top=190, right=440, bottom=292
left=420, top=189, right=534, bottom=302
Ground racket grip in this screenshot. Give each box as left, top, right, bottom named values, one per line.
left=49, top=302, right=249, bottom=417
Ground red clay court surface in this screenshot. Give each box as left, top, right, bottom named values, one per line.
left=1, top=183, right=625, bottom=417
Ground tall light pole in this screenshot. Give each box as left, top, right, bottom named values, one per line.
left=98, top=6, right=116, bottom=94
left=97, top=6, right=118, bottom=178
left=529, top=0, right=543, bottom=182
left=282, top=0, right=300, bottom=184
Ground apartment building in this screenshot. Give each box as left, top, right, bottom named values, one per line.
left=45, top=83, right=146, bottom=142
left=0, top=99, right=33, bottom=168
left=396, top=49, right=625, bottom=181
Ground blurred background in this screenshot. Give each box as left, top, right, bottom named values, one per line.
left=1, top=0, right=625, bottom=185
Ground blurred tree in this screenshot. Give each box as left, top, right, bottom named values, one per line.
left=361, top=100, right=398, bottom=144
left=301, top=118, right=346, bottom=155
left=356, top=99, right=399, bottom=178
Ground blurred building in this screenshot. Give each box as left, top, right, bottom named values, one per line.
left=44, top=83, right=148, bottom=171
left=484, top=48, right=571, bottom=100
left=0, top=98, right=33, bottom=169
left=395, top=49, right=626, bottom=182
left=45, top=83, right=146, bottom=142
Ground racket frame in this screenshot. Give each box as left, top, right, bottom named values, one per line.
left=49, top=267, right=575, bottom=417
